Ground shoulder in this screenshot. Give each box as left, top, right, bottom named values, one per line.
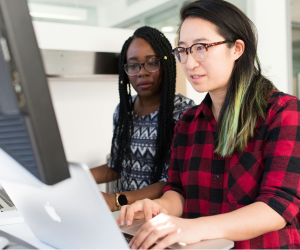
left=267, top=91, right=300, bottom=114
left=173, top=94, right=196, bottom=123
left=113, top=95, right=137, bottom=118
left=112, top=103, right=121, bottom=124
left=173, top=93, right=195, bottom=109
left=113, top=103, right=120, bottom=116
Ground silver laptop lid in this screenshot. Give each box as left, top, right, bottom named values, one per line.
left=0, top=150, right=129, bottom=249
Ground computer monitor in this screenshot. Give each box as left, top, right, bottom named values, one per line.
left=0, top=0, right=70, bottom=185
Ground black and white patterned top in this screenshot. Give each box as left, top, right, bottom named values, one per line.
left=108, top=94, right=195, bottom=192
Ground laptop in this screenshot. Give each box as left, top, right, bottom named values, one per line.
left=0, top=149, right=234, bottom=249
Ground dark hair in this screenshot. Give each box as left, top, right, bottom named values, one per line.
left=179, top=0, right=276, bottom=157
left=109, top=26, right=176, bottom=191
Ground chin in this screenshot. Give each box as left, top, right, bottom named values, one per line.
left=137, top=91, right=153, bottom=97
left=191, top=85, right=209, bottom=94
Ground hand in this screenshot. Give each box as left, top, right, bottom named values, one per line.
left=117, top=198, right=167, bottom=226
left=129, top=213, right=203, bottom=250
left=101, top=192, right=117, bottom=212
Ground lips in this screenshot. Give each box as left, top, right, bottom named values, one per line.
left=189, top=74, right=205, bottom=83
left=138, top=81, right=153, bottom=89
left=190, top=74, right=205, bottom=79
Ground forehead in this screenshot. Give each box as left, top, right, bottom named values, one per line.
left=127, top=37, right=158, bottom=60
left=179, top=17, right=223, bottom=44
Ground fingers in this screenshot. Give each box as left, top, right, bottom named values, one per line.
left=129, top=217, right=178, bottom=249
left=117, top=205, right=127, bottom=226
left=118, top=201, right=144, bottom=226
left=154, top=233, right=182, bottom=250
left=144, top=200, right=155, bottom=222
left=126, top=201, right=146, bottom=226
left=118, top=199, right=166, bottom=227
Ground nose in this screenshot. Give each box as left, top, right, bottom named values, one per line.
left=185, top=52, right=200, bottom=70
left=136, top=63, right=149, bottom=77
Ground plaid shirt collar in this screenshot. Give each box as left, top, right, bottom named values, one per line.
left=195, top=93, right=216, bottom=125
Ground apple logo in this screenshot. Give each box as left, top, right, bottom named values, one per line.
left=44, top=202, right=61, bottom=223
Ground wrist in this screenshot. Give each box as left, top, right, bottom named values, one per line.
left=109, top=193, right=118, bottom=212
left=115, top=192, right=128, bottom=211
left=197, top=215, right=225, bottom=240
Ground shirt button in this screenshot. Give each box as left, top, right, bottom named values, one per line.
left=215, top=175, right=220, bottom=180
left=212, top=210, right=217, bottom=215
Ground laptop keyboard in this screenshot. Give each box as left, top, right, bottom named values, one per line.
left=123, top=233, right=167, bottom=249
left=0, top=189, right=15, bottom=207
left=125, top=237, right=132, bottom=243
left=0, top=188, right=16, bottom=212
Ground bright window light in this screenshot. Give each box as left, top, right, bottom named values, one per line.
left=28, top=3, right=87, bottom=21
left=161, top=26, right=174, bottom=32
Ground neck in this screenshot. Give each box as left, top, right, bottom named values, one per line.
left=134, top=93, right=161, bottom=116
left=209, top=88, right=227, bottom=122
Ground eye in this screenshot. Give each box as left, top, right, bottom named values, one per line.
left=128, top=64, right=138, bottom=69
left=195, top=45, right=205, bottom=51
left=175, top=48, right=185, bottom=54
left=147, top=60, right=159, bottom=66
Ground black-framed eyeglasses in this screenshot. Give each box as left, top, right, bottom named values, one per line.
left=172, top=40, right=232, bottom=64
left=124, top=58, right=161, bottom=76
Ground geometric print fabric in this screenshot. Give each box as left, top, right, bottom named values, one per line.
left=108, top=94, right=195, bottom=192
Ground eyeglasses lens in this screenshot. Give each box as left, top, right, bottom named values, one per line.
left=174, top=44, right=207, bottom=63
left=145, top=59, right=160, bottom=72
left=125, top=64, right=138, bottom=75
left=125, top=59, right=160, bottom=75
left=192, top=44, right=207, bottom=61
left=174, top=48, right=186, bottom=63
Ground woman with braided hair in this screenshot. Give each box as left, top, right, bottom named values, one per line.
left=91, top=26, right=195, bottom=212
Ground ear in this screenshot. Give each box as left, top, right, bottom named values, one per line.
left=232, top=39, right=245, bottom=60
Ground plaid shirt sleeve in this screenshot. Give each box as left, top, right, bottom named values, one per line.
left=256, top=96, right=300, bottom=224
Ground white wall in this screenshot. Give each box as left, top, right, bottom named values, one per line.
left=247, top=0, right=292, bottom=94
left=48, top=77, right=119, bottom=168
left=33, top=21, right=134, bottom=52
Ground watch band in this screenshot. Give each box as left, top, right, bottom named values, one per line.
left=115, top=192, right=128, bottom=210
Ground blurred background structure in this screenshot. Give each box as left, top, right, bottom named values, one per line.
left=24, top=0, right=299, bottom=191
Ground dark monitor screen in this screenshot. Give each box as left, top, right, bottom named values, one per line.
left=0, top=0, right=70, bottom=185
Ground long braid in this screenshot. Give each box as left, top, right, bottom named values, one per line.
left=109, top=36, right=134, bottom=191
left=109, top=26, right=176, bottom=191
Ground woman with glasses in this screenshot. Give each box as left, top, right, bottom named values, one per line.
left=117, top=1, right=300, bottom=249
left=91, top=26, right=194, bottom=212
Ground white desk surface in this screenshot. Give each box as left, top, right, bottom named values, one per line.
left=0, top=222, right=52, bottom=249
left=0, top=211, right=234, bottom=250
left=0, top=211, right=121, bottom=249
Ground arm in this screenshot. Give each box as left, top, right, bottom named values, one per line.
left=90, top=164, right=120, bottom=184
left=105, top=181, right=169, bottom=212
left=127, top=200, right=286, bottom=250
left=92, top=104, right=121, bottom=184
left=154, top=190, right=185, bottom=217
left=196, top=201, right=286, bottom=242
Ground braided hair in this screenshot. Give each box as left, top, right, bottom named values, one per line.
left=109, top=26, right=176, bottom=191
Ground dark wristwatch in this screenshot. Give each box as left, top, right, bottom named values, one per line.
left=115, top=193, right=128, bottom=210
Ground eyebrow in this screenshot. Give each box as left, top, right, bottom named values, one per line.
left=127, top=55, right=157, bottom=61
left=178, top=38, right=210, bottom=46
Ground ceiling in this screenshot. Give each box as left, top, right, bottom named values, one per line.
left=27, top=0, right=300, bottom=32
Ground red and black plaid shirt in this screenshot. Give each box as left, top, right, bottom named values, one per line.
left=164, top=91, right=300, bottom=249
